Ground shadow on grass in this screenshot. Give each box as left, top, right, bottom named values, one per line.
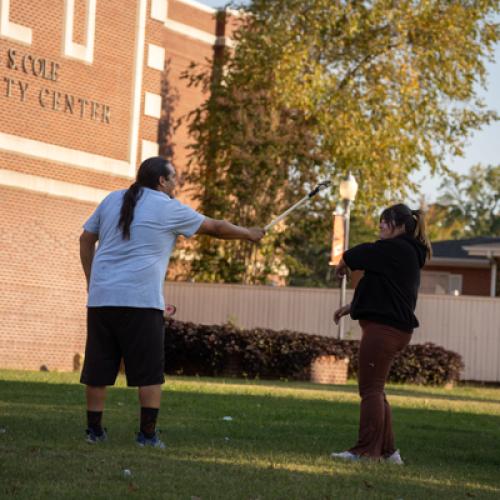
left=182, top=375, right=500, bottom=406
left=2, top=441, right=497, bottom=499
left=385, top=386, right=500, bottom=405
left=1, top=377, right=500, bottom=500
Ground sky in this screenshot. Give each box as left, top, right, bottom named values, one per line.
left=197, top=0, right=499, bottom=202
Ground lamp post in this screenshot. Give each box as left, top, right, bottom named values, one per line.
left=338, top=173, right=358, bottom=340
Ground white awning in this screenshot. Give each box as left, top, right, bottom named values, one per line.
left=463, top=243, right=500, bottom=258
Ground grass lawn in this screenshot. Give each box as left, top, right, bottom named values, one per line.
left=1, top=370, right=499, bottom=499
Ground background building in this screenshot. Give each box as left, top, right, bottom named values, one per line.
left=0, top=0, right=233, bottom=371
left=422, top=237, right=500, bottom=297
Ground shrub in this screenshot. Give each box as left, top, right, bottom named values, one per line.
left=164, top=319, right=463, bottom=386
left=388, top=342, right=464, bottom=385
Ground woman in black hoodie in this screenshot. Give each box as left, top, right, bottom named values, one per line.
left=331, top=203, right=431, bottom=464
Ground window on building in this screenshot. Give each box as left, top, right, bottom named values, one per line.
left=420, top=271, right=463, bottom=295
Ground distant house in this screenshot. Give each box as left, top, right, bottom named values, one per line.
left=422, top=237, right=500, bottom=297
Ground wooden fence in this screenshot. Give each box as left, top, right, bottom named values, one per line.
left=164, top=282, right=500, bottom=382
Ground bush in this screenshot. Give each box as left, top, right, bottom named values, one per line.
left=164, top=319, right=463, bottom=386
left=388, top=342, right=464, bottom=385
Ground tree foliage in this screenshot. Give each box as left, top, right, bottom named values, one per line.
left=181, top=0, right=499, bottom=284
left=427, top=164, right=500, bottom=240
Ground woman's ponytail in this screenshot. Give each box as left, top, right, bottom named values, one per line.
left=411, top=209, right=432, bottom=260
left=118, top=182, right=143, bottom=240
left=380, top=203, right=432, bottom=262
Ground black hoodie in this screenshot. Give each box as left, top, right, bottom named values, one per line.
left=342, top=234, right=427, bottom=333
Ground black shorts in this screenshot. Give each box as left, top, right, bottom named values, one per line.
left=80, top=307, right=165, bottom=387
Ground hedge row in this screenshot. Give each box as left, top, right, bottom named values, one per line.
left=164, top=319, right=464, bottom=386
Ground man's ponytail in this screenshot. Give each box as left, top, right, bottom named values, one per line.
left=118, top=182, right=143, bottom=240
left=117, top=156, right=172, bottom=240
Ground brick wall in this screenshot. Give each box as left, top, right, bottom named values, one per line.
left=0, top=0, right=227, bottom=371
left=0, top=186, right=95, bottom=370
left=0, top=0, right=137, bottom=161
left=310, top=355, right=349, bottom=385
left=145, top=5, right=217, bottom=203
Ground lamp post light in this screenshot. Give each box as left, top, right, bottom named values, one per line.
left=338, top=173, right=358, bottom=340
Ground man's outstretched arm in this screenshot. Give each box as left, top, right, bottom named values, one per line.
left=196, top=218, right=265, bottom=242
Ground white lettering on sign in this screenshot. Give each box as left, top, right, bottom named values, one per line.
left=63, top=0, right=96, bottom=64
left=0, top=0, right=32, bottom=45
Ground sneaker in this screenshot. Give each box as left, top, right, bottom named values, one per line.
left=136, top=431, right=166, bottom=449
left=330, top=450, right=360, bottom=461
left=385, top=449, right=404, bottom=465
left=85, top=428, right=107, bottom=444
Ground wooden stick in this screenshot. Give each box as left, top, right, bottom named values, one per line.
left=264, top=181, right=331, bottom=231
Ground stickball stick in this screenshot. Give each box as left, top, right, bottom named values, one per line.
left=264, top=181, right=331, bottom=231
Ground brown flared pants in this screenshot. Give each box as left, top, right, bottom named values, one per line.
left=349, top=320, right=411, bottom=459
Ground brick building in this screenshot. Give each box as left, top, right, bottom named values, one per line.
left=421, top=237, right=500, bottom=297
left=0, top=0, right=232, bottom=371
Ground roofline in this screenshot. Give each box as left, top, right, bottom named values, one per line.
left=177, top=0, right=217, bottom=14
left=426, top=256, right=490, bottom=268
left=175, top=0, right=246, bottom=17
left=432, top=238, right=500, bottom=245
left=463, top=245, right=500, bottom=258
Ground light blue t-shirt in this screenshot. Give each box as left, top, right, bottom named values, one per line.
left=83, top=187, right=204, bottom=310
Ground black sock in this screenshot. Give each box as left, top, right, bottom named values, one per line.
left=140, top=407, right=159, bottom=438
left=87, top=410, right=103, bottom=435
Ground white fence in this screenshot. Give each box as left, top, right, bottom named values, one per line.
left=164, top=282, right=500, bottom=382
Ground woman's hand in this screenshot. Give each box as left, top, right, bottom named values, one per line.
left=334, top=258, right=350, bottom=281
left=333, top=303, right=351, bottom=325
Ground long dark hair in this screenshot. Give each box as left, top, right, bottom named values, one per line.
left=380, top=203, right=432, bottom=260
left=118, top=157, right=172, bottom=240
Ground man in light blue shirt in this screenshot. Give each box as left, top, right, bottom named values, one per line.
left=79, top=156, right=264, bottom=448
left=84, top=185, right=203, bottom=310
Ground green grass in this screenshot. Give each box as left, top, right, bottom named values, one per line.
left=1, top=370, right=499, bottom=499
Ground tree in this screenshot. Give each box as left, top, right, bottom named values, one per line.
left=181, top=0, right=499, bottom=284
left=424, top=202, right=467, bottom=241
left=428, top=164, right=500, bottom=239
